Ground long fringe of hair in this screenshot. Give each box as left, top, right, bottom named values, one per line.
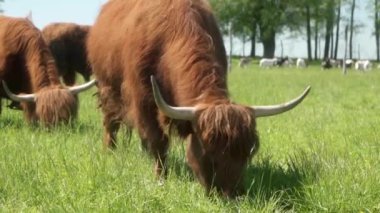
left=196, top=104, right=259, bottom=161
left=21, top=87, right=77, bottom=127
left=34, top=87, right=78, bottom=126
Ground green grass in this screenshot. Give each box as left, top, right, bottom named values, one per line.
left=1, top=62, right=380, bottom=212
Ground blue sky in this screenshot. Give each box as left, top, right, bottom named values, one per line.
left=1, top=0, right=376, bottom=59
left=2, top=0, right=105, bottom=28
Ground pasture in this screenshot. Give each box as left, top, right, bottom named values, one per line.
left=0, top=61, right=379, bottom=212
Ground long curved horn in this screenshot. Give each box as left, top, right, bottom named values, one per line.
left=2, top=80, right=36, bottom=102
left=68, top=79, right=97, bottom=95
left=150, top=76, right=195, bottom=121
left=252, top=86, right=311, bottom=118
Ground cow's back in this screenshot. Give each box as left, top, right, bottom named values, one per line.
left=0, top=16, right=40, bottom=58
left=88, top=0, right=226, bottom=90
left=87, top=0, right=137, bottom=85
left=42, top=23, right=90, bottom=76
left=88, top=0, right=227, bottom=138
left=0, top=15, right=58, bottom=89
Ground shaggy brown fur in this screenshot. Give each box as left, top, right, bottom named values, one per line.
left=88, top=0, right=258, bottom=197
left=0, top=16, right=78, bottom=126
left=42, top=23, right=91, bottom=86
left=34, top=87, right=78, bottom=125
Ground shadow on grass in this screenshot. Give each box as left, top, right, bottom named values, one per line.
left=244, top=150, right=321, bottom=209
left=0, top=116, right=26, bottom=129
left=167, top=151, right=194, bottom=182
left=100, top=130, right=321, bottom=209
left=162, top=140, right=321, bottom=210
left=165, top=137, right=195, bottom=182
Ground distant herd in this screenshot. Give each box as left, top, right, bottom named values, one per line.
left=240, top=56, right=375, bottom=71
left=0, top=0, right=311, bottom=198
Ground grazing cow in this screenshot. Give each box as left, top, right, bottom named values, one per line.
left=321, top=58, right=333, bottom=70
left=42, top=23, right=92, bottom=85
left=238, top=57, right=252, bottom=68
left=277, top=56, right=289, bottom=67
left=332, top=59, right=343, bottom=68
left=88, top=0, right=310, bottom=197
left=0, top=16, right=95, bottom=126
left=345, top=59, right=354, bottom=69
left=355, top=60, right=372, bottom=71
left=322, top=59, right=343, bottom=70
left=283, top=57, right=294, bottom=67
left=296, top=58, right=307, bottom=68
left=259, top=58, right=278, bottom=68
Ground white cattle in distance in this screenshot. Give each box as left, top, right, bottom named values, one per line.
left=284, top=57, right=294, bottom=67
left=296, top=58, right=307, bottom=68
left=355, top=60, right=372, bottom=71
left=345, top=59, right=354, bottom=68
left=259, top=58, right=278, bottom=68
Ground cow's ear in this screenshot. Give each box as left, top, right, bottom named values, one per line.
left=25, top=11, right=33, bottom=23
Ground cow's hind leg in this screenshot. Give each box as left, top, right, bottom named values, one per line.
left=98, top=85, right=123, bottom=148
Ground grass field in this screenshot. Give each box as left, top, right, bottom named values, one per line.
left=1, top=62, right=380, bottom=212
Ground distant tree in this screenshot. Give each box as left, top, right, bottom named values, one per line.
left=334, top=0, right=342, bottom=59
left=210, top=0, right=375, bottom=61
left=349, top=0, right=356, bottom=59
left=305, top=2, right=313, bottom=61
left=374, top=0, right=380, bottom=61
left=210, top=0, right=238, bottom=32
left=323, top=0, right=336, bottom=59
left=230, top=0, right=256, bottom=57
left=314, top=9, right=320, bottom=60
left=294, top=0, right=320, bottom=61
left=0, top=0, right=3, bottom=14
left=210, top=0, right=258, bottom=57
left=306, top=0, right=328, bottom=60
left=254, top=0, right=302, bottom=58
left=210, top=0, right=239, bottom=70
left=211, top=0, right=303, bottom=58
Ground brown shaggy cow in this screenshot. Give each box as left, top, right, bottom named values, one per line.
left=0, top=16, right=95, bottom=126
left=88, top=0, right=310, bottom=197
left=42, top=23, right=91, bottom=86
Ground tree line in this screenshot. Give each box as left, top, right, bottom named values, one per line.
left=0, top=0, right=3, bottom=14
left=210, top=0, right=380, bottom=61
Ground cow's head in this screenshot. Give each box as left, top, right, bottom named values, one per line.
left=150, top=76, right=310, bottom=197
left=2, top=80, right=96, bottom=126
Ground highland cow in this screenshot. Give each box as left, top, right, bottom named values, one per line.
left=87, top=0, right=310, bottom=197
left=42, top=22, right=91, bottom=85
left=0, top=16, right=95, bottom=126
